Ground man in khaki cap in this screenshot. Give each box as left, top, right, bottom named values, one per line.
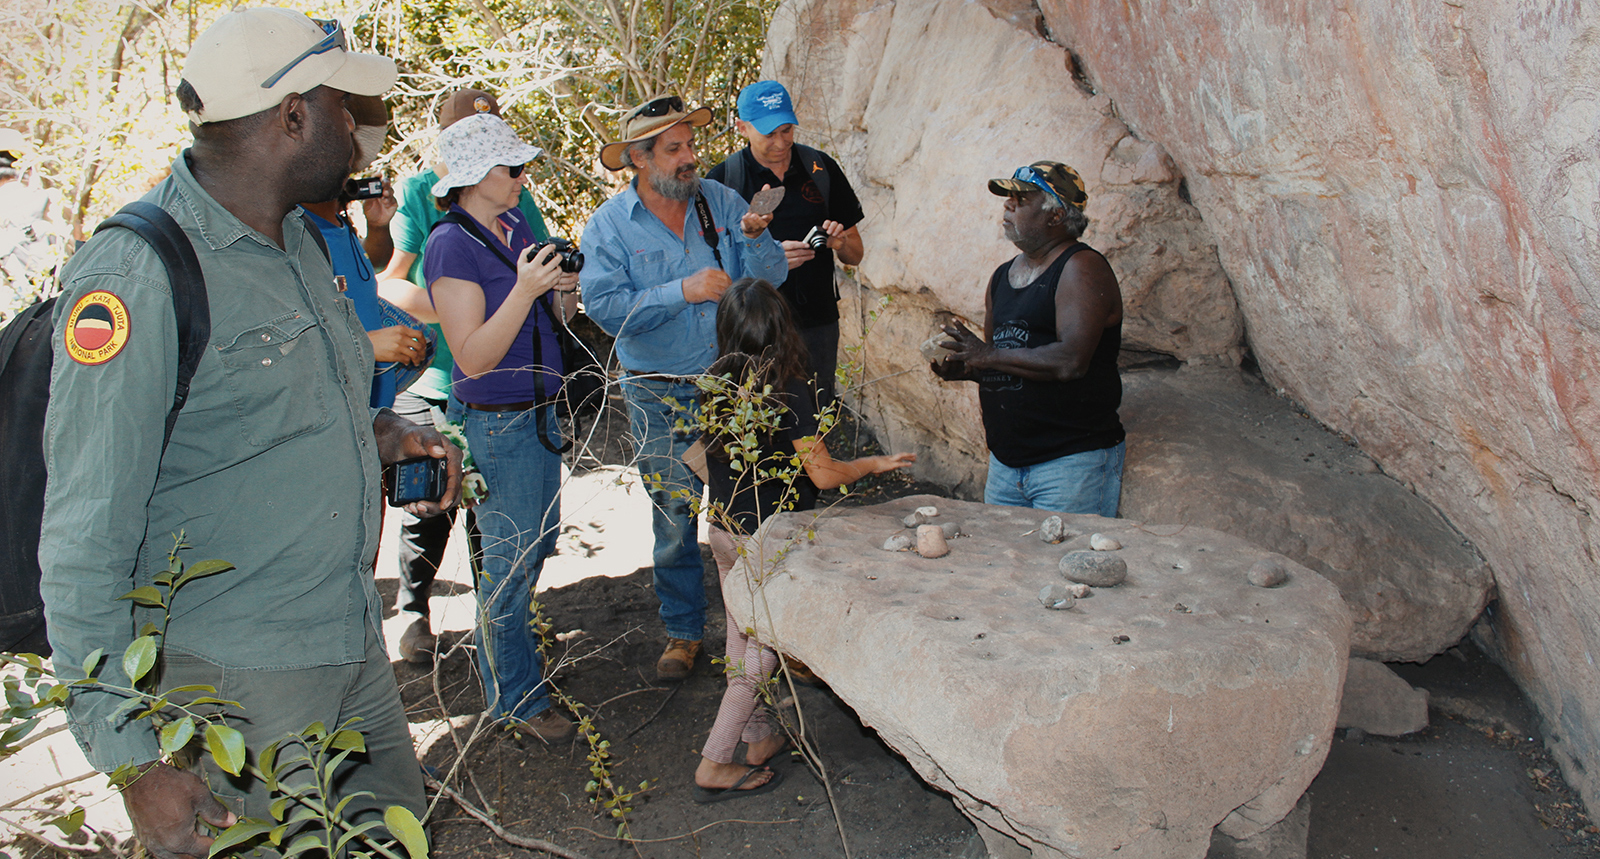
left=39, top=9, right=455, bottom=857
left=932, top=161, right=1125, bottom=517
left=579, top=95, right=787, bottom=681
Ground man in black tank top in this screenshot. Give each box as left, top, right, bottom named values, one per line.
left=931, top=161, right=1126, bottom=516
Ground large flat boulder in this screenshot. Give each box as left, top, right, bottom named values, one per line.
left=1120, top=365, right=1493, bottom=662
left=726, top=494, right=1351, bottom=859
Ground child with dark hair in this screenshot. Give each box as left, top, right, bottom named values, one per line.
left=691, top=278, right=915, bottom=802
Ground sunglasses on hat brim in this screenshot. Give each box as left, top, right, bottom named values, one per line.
left=629, top=95, right=686, bottom=121
left=261, top=18, right=347, bottom=89
left=1010, top=166, right=1071, bottom=211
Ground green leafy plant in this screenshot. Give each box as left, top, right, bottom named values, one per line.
left=0, top=535, right=429, bottom=858
left=206, top=719, right=429, bottom=859
left=529, top=595, right=651, bottom=839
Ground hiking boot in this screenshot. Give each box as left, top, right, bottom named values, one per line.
left=656, top=638, right=701, bottom=681
left=513, top=709, right=575, bottom=743
left=398, top=615, right=436, bottom=664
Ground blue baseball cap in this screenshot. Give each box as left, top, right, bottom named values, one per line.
left=736, top=81, right=799, bottom=135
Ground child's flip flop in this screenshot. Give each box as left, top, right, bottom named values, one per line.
left=692, top=766, right=785, bottom=804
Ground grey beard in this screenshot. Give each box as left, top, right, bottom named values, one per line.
left=650, top=169, right=700, bottom=201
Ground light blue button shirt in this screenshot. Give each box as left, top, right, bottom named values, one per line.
left=579, top=177, right=787, bottom=377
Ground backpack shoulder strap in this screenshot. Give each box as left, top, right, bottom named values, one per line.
left=299, top=210, right=332, bottom=262
left=795, top=144, right=830, bottom=210
left=723, top=148, right=749, bottom=198
left=92, top=201, right=209, bottom=448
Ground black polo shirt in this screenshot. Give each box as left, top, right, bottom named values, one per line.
left=708, top=144, right=864, bottom=328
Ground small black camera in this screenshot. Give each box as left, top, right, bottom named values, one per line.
left=535, top=237, right=585, bottom=273
left=346, top=176, right=384, bottom=200
left=803, top=225, right=829, bottom=251
left=386, top=455, right=448, bottom=507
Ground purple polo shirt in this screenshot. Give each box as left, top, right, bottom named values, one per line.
left=422, top=205, right=563, bottom=405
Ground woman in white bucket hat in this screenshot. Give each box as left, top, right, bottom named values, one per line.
left=422, top=112, right=578, bottom=742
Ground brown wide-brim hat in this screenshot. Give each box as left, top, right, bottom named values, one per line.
left=599, top=97, right=713, bottom=171
left=988, top=160, right=1089, bottom=211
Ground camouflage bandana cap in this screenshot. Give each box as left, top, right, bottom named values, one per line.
left=987, top=161, right=1088, bottom=211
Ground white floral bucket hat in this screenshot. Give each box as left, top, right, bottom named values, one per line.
left=431, top=113, right=543, bottom=196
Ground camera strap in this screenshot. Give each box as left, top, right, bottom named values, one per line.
left=435, top=210, right=575, bottom=454
left=692, top=193, right=724, bottom=271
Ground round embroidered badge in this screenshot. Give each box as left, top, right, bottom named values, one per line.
left=64, top=290, right=131, bottom=365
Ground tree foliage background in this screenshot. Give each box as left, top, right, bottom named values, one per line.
left=0, top=0, right=778, bottom=288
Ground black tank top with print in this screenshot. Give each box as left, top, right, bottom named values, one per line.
left=978, top=243, right=1124, bottom=467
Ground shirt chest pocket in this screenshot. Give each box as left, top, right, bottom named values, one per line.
left=631, top=250, right=670, bottom=287
left=215, top=311, right=333, bottom=447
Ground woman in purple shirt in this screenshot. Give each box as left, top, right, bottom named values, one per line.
left=424, top=113, right=579, bottom=742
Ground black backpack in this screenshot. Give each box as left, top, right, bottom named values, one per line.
left=0, top=201, right=210, bottom=655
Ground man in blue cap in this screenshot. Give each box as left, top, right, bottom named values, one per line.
left=708, top=80, right=866, bottom=410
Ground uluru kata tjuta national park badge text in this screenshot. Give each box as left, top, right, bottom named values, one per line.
left=64, top=291, right=131, bottom=365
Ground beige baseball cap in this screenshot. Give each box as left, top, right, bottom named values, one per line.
left=181, top=7, right=396, bottom=125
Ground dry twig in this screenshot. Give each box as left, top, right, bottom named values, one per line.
left=428, top=777, right=593, bottom=859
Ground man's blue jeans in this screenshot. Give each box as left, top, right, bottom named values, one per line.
left=622, top=375, right=707, bottom=641
left=984, top=441, right=1125, bottom=517
left=451, top=400, right=562, bottom=722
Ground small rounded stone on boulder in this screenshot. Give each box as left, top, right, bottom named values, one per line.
left=1089, top=533, right=1122, bottom=551
left=916, top=524, right=950, bottom=558
left=882, top=533, right=912, bottom=552
left=1038, top=583, right=1076, bottom=610
left=903, top=505, right=939, bottom=528
left=1060, top=550, right=1128, bottom=587
left=1066, top=582, right=1092, bottom=599
left=1248, top=556, right=1290, bottom=588
left=1038, top=515, right=1068, bottom=544
left=940, top=521, right=961, bottom=540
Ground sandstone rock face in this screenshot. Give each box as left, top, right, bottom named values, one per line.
left=1338, top=658, right=1430, bottom=737
left=725, top=495, right=1351, bottom=859
left=1119, top=366, right=1492, bottom=662
left=1027, top=0, right=1600, bottom=811
left=763, top=0, right=1243, bottom=494
left=766, top=0, right=1600, bottom=814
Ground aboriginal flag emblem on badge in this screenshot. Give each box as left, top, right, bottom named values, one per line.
left=64, top=291, right=131, bottom=365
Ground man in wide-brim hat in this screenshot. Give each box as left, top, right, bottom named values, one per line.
left=579, top=94, right=789, bottom=681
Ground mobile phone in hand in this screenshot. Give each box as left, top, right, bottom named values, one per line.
left=386, top=456, right=448, bottom=506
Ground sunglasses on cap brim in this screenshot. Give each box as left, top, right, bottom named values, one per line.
left=1010, top=166, right=1071, bottom=212
left=261, top=18, right=347, bottom=89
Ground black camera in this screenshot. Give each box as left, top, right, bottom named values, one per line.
left=803, top=225, right=829, bottom=251
left=385, top=455, right=449, bottom=507
left=346, top=176, right=384, bottom=200
left=535, top=237, right=585, bottom=273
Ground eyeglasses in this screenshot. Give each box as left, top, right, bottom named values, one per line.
left=506, top=163, right=526, bottom=179
left=1012, top=165, right=1069, bottom=212
left=633, top=96, right=685, bottom=119
left=260, top=18, right=346, bottom=89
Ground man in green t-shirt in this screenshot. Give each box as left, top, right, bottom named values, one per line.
left=376, top=88, right=554, bottom=662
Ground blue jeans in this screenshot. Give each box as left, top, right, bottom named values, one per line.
left=450, top=400, right=562, bottom=722
left=622, top=375, right=707, bottom=641
left=984, top=441, right=1125, bottom=517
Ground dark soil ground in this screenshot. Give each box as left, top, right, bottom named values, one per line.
left=394, top=395, right=1600, bottom=859
left=11, top=368, right=1600, bottom=859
